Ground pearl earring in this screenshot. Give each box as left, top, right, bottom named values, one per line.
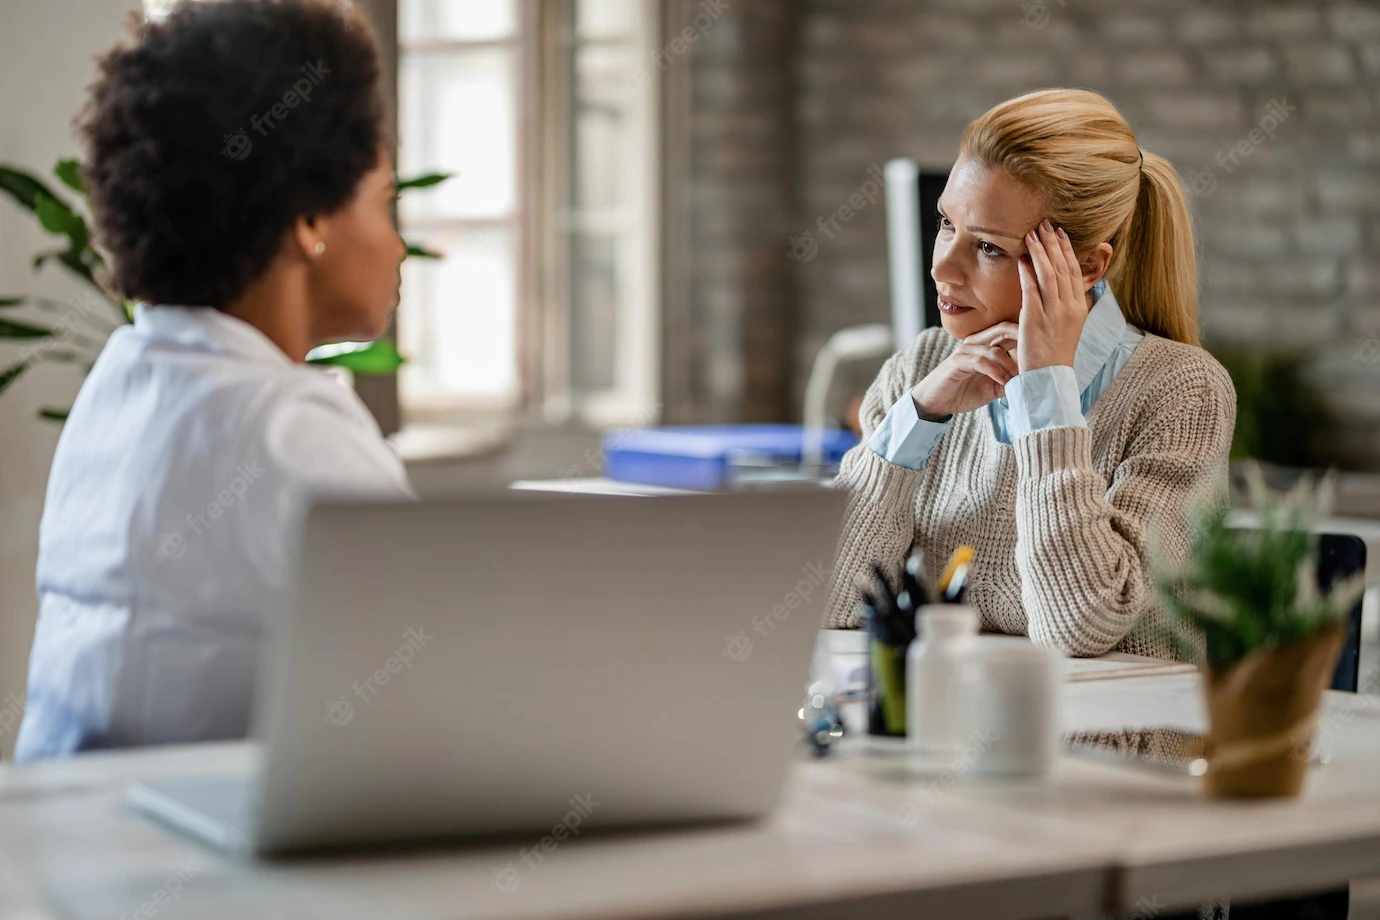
left=314, top=242, right=326, bottom=255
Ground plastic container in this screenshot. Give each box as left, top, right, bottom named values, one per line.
left=906, top=604, right=978, bottom=755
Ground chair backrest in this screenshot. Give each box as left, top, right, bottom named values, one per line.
left=1318, top=533, right=1366, bottom=692
left=1222, top=529, right=1365, bottom=692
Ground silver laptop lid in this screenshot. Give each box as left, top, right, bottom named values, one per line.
left=249, top=488, right=846, bottom=853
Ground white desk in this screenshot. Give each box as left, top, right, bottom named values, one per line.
left=4, top=672, right=1380, bottom=919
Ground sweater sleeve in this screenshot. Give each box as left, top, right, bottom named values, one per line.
left=1011, top=364, right=1236, bottom=656
left=823, top=334, right=950, bottom=628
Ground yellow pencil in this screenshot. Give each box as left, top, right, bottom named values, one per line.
left=939, top=546, right=974, bottom=595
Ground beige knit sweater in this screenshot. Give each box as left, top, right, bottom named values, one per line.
left=825, top=327, right=1236, bottom=661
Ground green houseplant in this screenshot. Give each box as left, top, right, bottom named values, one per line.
left=1156, top=466, right=1366, bottom=798
left=0, top=158, right=448, bottom=420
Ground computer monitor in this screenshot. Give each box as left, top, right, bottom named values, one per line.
left=884, top=159, right=949, bottom=347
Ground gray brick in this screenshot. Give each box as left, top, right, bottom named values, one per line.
left=1101, top=14, right=1168, bottom=45
left=1201, top=300, right=1275, bottom=339
left=1360, top=44, right=1380, bottom=77
left=1203, top=225, right=1290, bottom=257
left=974, top=55, right=1061, bottom=87
left=1177, top=9, right=1239, bottom=44
left=1318, top=172, right=1380, bottom=212
left=1352, top=263, right=1380, bottom=296
left=1296, top=218, right=1366, bottom=255
left=1284, top=45, right=1357, bottom=84
left=1246, top=6, right=1322, bottom=39
left=1204, top=47, right=1278, bottom=83
left=1146, top=92, right=1246, bottom=129
left=1121, top=50, right=1194, bottom=85
left=1349, top=132, right=1380, bottom=163
left=910, top=14, right=982, bottom=49
left=1299, top=90, right=1376, bottom=126
left=1327, top=5, right=1380, bottom=41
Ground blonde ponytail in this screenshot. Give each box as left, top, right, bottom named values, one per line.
left=1106, top=151, right=1200, bottom=345
left=960, top=89, right=1200, bottom=345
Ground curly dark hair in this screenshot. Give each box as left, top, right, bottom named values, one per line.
left=79, top=0, right=386, bottom=307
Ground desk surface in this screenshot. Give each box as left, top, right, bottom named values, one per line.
left=4, top=670, right=1380, bottom=920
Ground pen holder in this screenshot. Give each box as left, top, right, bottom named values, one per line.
left=867, top=636, right=908, bottom=737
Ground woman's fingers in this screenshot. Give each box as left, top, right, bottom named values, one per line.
left=1026, top=223, right=1062, bottom=308
left=1053, top=227, right=1085, bottom=304
left=956, top=341, right=1018, bottom=379
left=967, top=321, right=1019, bottom=349
left=1017, top=255, right=1043, bottom=317
left=955, top=349, right=1015, bottom=386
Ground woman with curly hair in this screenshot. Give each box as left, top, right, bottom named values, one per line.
left=16, top=0, right=411, bottom=760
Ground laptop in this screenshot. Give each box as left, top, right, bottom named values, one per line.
left=128, top=488, right=847, bottom=857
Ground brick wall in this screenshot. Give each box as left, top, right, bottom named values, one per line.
left=673, top=0, right=1380, bottom=463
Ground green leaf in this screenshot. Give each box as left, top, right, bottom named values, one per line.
left=37, top=408, right=69, bottom=423
left=34, top=193, right=78, bottom=236
left=0, top=317, right=57, bottom=338
left=0, top=164, right=61, bottom=213
left=395, top=172, right=453, bottom=192
left=306, top=338, right=406, bottom=375
left=0, top=361, right=29, bottom=396
left=54, top=159, right=85, bottom=197
left=405, top=242, right=443, bottom=260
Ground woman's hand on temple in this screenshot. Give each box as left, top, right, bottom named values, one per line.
left=909, top=322, right=1020, bottom=419
left=1016, top=219, right=1090, bottom=374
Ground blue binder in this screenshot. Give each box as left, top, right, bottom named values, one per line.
left=603, top=424, right=859, bottom=491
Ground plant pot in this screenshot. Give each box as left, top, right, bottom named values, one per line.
left=1201, top=623, right=1344, bottom=799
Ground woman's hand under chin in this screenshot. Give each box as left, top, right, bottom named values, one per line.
left=909, top=321, right=1020, bottom=419
left=1016, top=219, right=1091, bottom=374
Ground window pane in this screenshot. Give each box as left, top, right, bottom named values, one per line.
left=400, top=0, right=516, bottom=43
left=400, top=48, right=516, bottom=221
left=571, top=234, right=619, bottom=393
left=399, top=226, right=517, bottom=401
left=575, top=0, right=636, bottom=39
left=572, top=45, right=635, bottom=211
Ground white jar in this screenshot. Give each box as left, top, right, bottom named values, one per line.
left=963, top=638, right=1061, bottom=777
left=906, top=605, right=978, bottom=755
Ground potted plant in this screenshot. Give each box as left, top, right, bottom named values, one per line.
left=0, top=158, right=448, bottom=420
left=1156, top=466, right=1366, bottom=798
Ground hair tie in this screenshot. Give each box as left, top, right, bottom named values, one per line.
left=1138, top=148, right=1144, bottom=171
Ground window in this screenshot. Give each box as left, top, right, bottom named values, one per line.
left=142, top=0, right=663, bottom=429
left=398, top=0, right=661, bottom=427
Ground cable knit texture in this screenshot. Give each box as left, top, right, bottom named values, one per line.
left=825, top=327, right=1236, bottom=661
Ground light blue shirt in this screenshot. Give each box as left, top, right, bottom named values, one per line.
left=869, top=282, right=1144, bottom=469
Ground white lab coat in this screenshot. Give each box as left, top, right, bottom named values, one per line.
left=15, top=306, right=413, bottom=761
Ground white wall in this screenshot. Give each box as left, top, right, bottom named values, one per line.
left=0, top=0, right=135, bottom=754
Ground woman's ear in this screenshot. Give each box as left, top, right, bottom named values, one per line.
left=1079, top=242, right=1113, bottom=292
left=291, top=216, right=326, bottom=262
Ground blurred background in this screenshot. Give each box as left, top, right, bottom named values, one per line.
left=2, top=0, right=1379, bottom=731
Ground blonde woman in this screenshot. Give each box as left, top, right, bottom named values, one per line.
left=825, top=88, right=1236, bottom=661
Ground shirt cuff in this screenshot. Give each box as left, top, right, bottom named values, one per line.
left=867, top=394, right=951, bottom=471
left=1004, top=365, right=1086, bottom=439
